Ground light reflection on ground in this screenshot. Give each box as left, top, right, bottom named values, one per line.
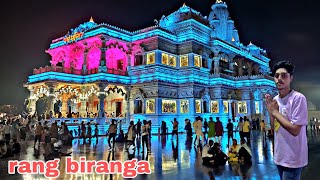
left=1, top=130, right=320, bottom=180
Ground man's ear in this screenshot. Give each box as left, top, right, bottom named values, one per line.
left=290, top=75, right=293, bottom=82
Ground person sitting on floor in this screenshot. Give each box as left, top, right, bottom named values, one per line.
left=238, top=139, right=252, bottom=163
left=44, top=138, right=71, bottom=161
left=213, top=142, right=228, bottom=166
left=228, top=139, right=241, bottom=161
left=0, top=140, right=7, bottom=158
left=202, top=140, right=215, bottom=167
left=12, top=139, right=21, bottom=154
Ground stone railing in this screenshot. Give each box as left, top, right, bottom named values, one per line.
left=210, top=73, right=273, bottom=81
left=48, top=117, right=127, bottom=126
left=33, top=65, right=127, bottom=76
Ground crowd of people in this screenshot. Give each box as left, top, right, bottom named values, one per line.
left=0, top=110, right=315, bottom=178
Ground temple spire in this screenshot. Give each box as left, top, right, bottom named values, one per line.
left=89, top=16, right=94, bottom=23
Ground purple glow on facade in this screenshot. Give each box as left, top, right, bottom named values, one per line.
left=106, top=48, right=127, bottom=70
left=87, top=44, right=101, bottom=70
left=47, top=36, right=147, bottom=70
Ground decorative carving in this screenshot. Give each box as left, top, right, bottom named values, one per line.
left=133, top=88, right=145, bottom=100
left=201, top=88, right=211, bottom=101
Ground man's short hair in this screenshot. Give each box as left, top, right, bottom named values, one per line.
left=272, top=60, right=295, bottom=76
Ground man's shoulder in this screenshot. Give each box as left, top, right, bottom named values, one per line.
left=291, top=90, right=307, bottom=100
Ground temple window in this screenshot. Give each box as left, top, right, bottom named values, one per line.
left=220, top=59, right=229, bottom=73
left=195, top=99, right=201, bottom=113
left=162, top=53, right=176, bottom=67
left=202, top=57, right=207, bottom=68
left=162, top=99, right=177, bottom=113
left=146, top=99, right=155, bottom=114
left=210, top=100, right=219, bottom=113
left=180, top=100, right=189, bottom=113
left=194, top=55, right=201, bottom=67
left=161, top=53, right=169, bottom=65
left=237, top=101, right=247, bottom=114
left=117, top=59, right=124, bottom=70
left=180, top=55, right=188, bottom=67
left=135, top=54, right=143, bottom=66
left=168, top=55, right=176, bottom=67
left=146, top=52, right=155, bottom=65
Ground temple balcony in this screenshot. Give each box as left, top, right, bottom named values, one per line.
left=33, top=65, right=128, bottom=76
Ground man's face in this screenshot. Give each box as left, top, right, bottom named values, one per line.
left=274, top=68, right=293, bottom=90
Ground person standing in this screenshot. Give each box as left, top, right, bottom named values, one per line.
left=184, top=119, right=192, bottom=138
left=4, top=121, right=11, bottom=143
left=194, top=117, right=204, bottom=147
left=126, top=121, right=136, bottom=147
left=203, top=118, right=208, bottom=135
left=237, top=117, right=244, bottom=140
left=34, top=122, right=43, bottom=148
left=242, top=117, right=251, bottom=144
left=136, top=119, right=142, bottom=137
left=207, top=117, right=215, bottom=141
left=260, top=120, right=266, bottom=140
left=215, top=117, right=223, bottom=144
left=171, top=118, right=179, bottom=139
left=108, top=119, right=117, bottom=151
left=227, top=119, right=234, bottom=146
left=141, top=120, right=150, bottom=153
left=265, top=61, right=308, bottom=180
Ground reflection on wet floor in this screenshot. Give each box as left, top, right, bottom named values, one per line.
left=1, top=130, right=320, bottom=180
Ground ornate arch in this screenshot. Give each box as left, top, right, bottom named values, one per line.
left=105, top=85, right=126, bottom=97
left=133, top=88, right=145, bottom=101
left=200, top=88, right=211, bottom=101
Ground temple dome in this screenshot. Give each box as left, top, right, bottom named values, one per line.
left=159, top=3, right=208, bottom=29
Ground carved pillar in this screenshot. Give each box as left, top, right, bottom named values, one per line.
left=211, top=46, right=221, bottom=74
left=228, top=99, right=233, bottom=120
left=213, top=56, right=220, bottom=74
left=247, top=62, right=253, bottom=76
left=237, top=59, right=244, bottom=76
left=97, top=83, right=108, bottom=118
left=80, top=98, right=88, bottom=118
left=241, top=89, right=250, bottom=116
left=83, top=43, right=88, bottom=74
left=207, top=58, right=212, bottom=71
left=125, top=86, right=131, bottom=122
left=27, top=86, right=37, bottom=114
left=127, top=44, right=132, bottom=67
left=45, top=82, right=57, bottom=113
left=61, top=99, right=68, bottom=117
left=99, top=36, right=107, bottom=66
left=98, top=94, right=106, bottom=118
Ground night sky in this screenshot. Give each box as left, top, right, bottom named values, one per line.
left=0, top=0, right=319, bottom=108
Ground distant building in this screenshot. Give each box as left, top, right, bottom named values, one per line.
left=0, top=105, right=20, bottom=115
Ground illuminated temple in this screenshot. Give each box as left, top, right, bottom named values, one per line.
left=24, top=1, right=276, bottom=133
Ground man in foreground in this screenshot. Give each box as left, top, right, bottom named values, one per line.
left=265, top=60, right=308, bottom=180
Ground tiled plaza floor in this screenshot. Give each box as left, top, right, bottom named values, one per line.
left=1, top=130, right=320, bottom=180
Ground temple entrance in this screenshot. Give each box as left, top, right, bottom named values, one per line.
left=231, top=102, right=236, bottom=119
left=104, top=85, right=127, bottom=117
left=54, top=100, right=62, bottom=114
left=116, top=102, right=122, bottom=117
left=203, top=101, right=209, bottom=113
left=117, top=59, right=123, bottom=70
left=134, top=99, right=142, bottom=114
left=36, top=96, right=49, bottom=115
